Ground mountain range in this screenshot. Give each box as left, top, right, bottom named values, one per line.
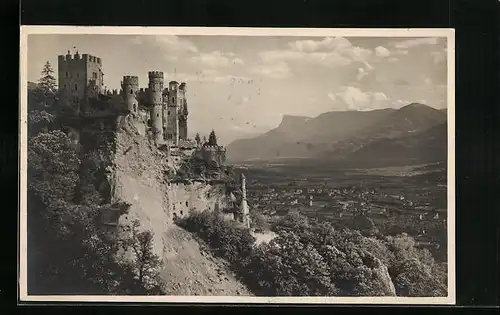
left=226, top=103, right=448, bottom=168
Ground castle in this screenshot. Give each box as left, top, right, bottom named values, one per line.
left=57, top=50, right=249, bottom=227
left=58, top=50, right=190, bottom=148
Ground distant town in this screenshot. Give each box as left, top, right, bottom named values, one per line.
left=237, top=162, right=447, bottom=261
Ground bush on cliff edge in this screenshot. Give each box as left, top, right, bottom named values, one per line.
left=176, top=210, right=447, bottom=297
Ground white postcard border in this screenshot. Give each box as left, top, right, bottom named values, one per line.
left=18, top=26, right=456, bottom=305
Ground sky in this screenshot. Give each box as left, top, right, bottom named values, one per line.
left=27, top=34, right=448, bottom=145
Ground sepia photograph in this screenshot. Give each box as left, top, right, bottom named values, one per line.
left=19, top=27, right=455, bottom=304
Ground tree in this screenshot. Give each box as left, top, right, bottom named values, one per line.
left=208, top=130, right=217, bottom=146
left=38, top=61, right=57, bottom=94
left=121, top=220, right=166, bottom=295
left=194, top=133, right=201, bottom=145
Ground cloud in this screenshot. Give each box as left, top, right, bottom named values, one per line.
left=375, top=46, right=391, bottom=58
left=334, top=86, right=391, bottom=110
left=356, top=68, right=368, bottom=81
left=131, top=35, right=198, bottom=53
left=251, top=61, right=293, bottom=79
left=373, top=92, right=389, bottom=101
left=191, top=51, right=245, bottom=68
left=392, top=37, right=439, bottom=49
left=288, top=37, right=353, bottom=52
left=166, top=71, right=251, bottom=84
left=327, top=93, right=337, bottom=101
left=396, top=99, right=411, bottom=107
left=258, top=37, right=373, bottom=69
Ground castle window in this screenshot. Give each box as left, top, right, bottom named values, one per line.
left=168, top=111, right=170, bottom=115
left=185, top=201, right=188, bottom=207
left=180, top=211, right=184, bottom=215
left=133, top=104, right=136, bottom=112
left=65, top=72, right=68, bottom=78
left=130, top=89, right=133, bottom=95
left=157, top=113, right=159, bottom=117
left=171, top=97, right=174, bottom=103
left=74, top=84, right=78, bottom=91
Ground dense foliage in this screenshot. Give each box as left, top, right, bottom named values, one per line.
left=177, top=210, right=448, bottom=297
left=26, top=64, right=165, bottom=295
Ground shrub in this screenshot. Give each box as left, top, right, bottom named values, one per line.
left=176, top=210, right=447, bottom=297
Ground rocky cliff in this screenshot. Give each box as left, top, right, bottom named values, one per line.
left=100, top=112, right=250, bottom=295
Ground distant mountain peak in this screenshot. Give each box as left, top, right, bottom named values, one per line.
left=399, top=102, right=431, bottom=110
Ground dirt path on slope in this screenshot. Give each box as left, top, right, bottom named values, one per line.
left=160, top=225, right=253, bottom=296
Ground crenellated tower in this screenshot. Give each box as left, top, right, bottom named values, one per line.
left=178, top=82, right=189, bottom=141
left=148, top=71, right=164, bottom=145
left=121, top=76, right=139, bottom=115
left=58, top=51, right=104, bottom=109
left=165, top=81, right=180, bottom=146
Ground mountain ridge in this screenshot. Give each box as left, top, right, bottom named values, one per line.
left=227, top=103, right=447, bottom=167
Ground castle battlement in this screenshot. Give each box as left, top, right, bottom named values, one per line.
left=58, top=53, right=102, bottom=64
left=148, top=71, right=164, bottom=79
left=122, top=76, right=139, bottom=86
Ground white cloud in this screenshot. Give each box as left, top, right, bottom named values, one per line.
left=335, top=86, right=391, bottom=110
left=259, top=37, right=373, bottom=69
left=131, top=35, right=198, bottom=53
left=251, top=61, right=293, bottom=79
left=356, top=68, right=368, bottom=81
left=388, top=57, right=399, bottom=63
left=392, top=37, right=439, bottom=49
left=166, top=71, right=251, bottom=84
left=191, top=51, right=245, bottom=68
left=327, top=93, right=337, bottom=101
left=396, top=99, right=411, bottom=106
left=288, top=36, right=352, bottom=52
left=233, top=57, right=245, bottom=65
left=373, top=92, right=389, bottom=101
left=375, top=46, right=391, bottom=58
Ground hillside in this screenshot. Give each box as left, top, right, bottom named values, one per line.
left=320, top=103, right=447, bottom=160
left=337, top=122, right=447, bottom=168
left=227, top=104, right=446, bottom=165
left=226, top=109, right=394, bottom=162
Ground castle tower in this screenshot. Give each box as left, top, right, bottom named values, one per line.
left=148, top=71, right=164, bottom=145
left=165, top=81, right=180, bottom=146
left=240, top=173, right=250, bottom=229
left=121, top=76, right=139, bottom=115
left=57, top=51, right=104, bottom=109
left=178, top=82, right=189, bottom=141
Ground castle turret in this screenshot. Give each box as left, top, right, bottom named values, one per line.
left=165, top=81, right=180, bottom=145
left=122, top=75, right=139, bottom=115
left=178, top=82, right=188, bottom=141
left=57, top=50, right=104, bottom=109
left=240, top=173, right=250, bottom=228
left=148, top=71, right=164, bottom=145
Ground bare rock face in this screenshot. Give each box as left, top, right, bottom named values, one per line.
left=109, top=113, right=250, bottom=295
left=371, top=256, right=397, bottom=296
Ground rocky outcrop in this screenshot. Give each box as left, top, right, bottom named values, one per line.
left=370, top=256, right=397, bottom=296
left=102, top=112, right=249, bottom=295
